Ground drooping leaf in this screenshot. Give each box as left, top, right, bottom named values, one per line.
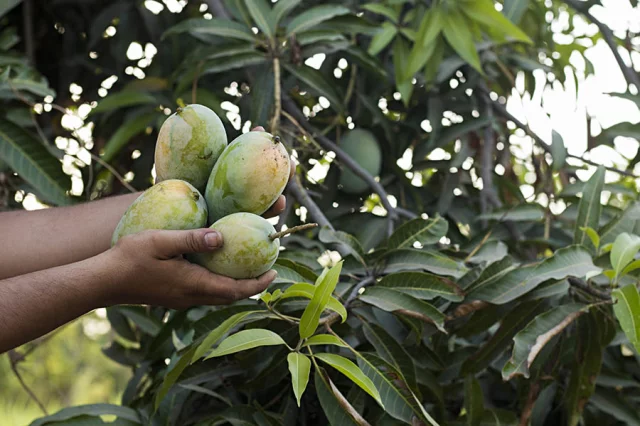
left=100, top=111, right=157, bottom=163
left=590, top=388, right=640, bottom=426
left=599, top=202, right=640, bottom=245
left=367, top=22, right=397, bottom=56
left=29, top=404, right=142, bottom=426
left=612, top=284, right=640, bottom=353
left=91, top=91, right=157, bottom=114
left=163, top=18, right=256, bottom=42
left=392, top=37, right=413, bottom=106
left=502, top=303, right=589, bottom=380
left=503, top=0, right=529, bottom=24
left=299, top=261, right=343, bottom=339
left=280, top=282, right=347, bottom=322
left=467, top=240, right=509, bottom=265
left=205, top=329, right=286, bottom=359
left=361, top=3, right=398, bottom=22
left=287, top=352, right=311, bottom=407
left=476, top=204, right=545, bottom=222
left=574, top=166, right=605, bottom=247
left=154, top=346, right=197, bottom=410
left=116, top=306, right=162, bottom=336
left=383, top=249, right=468, bottom=278
left=464, top=0, right=532, bottom=44
left=314, top=353, right=383, bottom=406
left=388, top=216, right=448, bottom=249
left=303, top=334, right=347, bottom=347
left=378, top=271, right=463, bottom=302
left=270, top=0, right=301, bottom=28
left=551, top=130, right=567, bottom=171
left=286, top=5, right=350, bottom=35
left=244, top=0, right=274, bottom=40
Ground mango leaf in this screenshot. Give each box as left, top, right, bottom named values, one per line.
left=0, top=0, right=21, bottom=19
left=388, top=216, right=448, bottom=249
left=270, top=0, right=301, bottom=28
left=464, top=0, right=532, bottom=44
left=154, top=346, right=197, bottom=410
left=420, top=116, right=492, bottom=155
left=283, top=63, right=343, bottom=112
left=30, top=404, right=142, bottom=426
left=362, top=323, right=417, bottom=391
left=205, top=329, right=286, bottom=359
left=314, top=370, right=363, bottom=426
left=503, top=0, right=529, bottom=23
left=580, top=226, right=600, bottom=251
left=272, top=263, right=311, bottom=284
left=163, top=18, right=256, bottom=42
left=621, top=259, right=640, bottom=278
left=599, top=202, right=640, bottom=245
left=281, top=282, right=347, bottom=322
left=467, top=246, right=601, bottom=304
left=4, top=77, right=55, bottom=98
left=244, top=0, right=274, bottom=40
left=118, top=306, right=162, bottom=336
left=590, top=388, right=640, bottom=426
left=299, top=261, right=343, bottom=339
left=612, top=284, right=640, bottom=353
left=286, top=5, right=350, bottom=35
left=100, top=111, right=157, bottom=163
left=611, top=233, right=640, bottom=281
left=467, top=240, right=509, bottom=265
left=303, top=334, right=347, bottom=347
left=551, top=130, right=567, bottom=171
left=464, top=376, right=484, bottom=426
left=359, top=287, right=446, bottom=332
left=362, top=3, right=398, bottom=22
left=393, top=37, right=413, bottom=106
left=441, top=8, right=482, bottom=73
left=378, top=271, right=463, bottom=302
left=383, top=249, right=468, bottom=278
left=414, top=6, right=443, bottom=50
left=91, top=91, right=157, bottom=114
left=502, top=303, right=589, bottom=380
left=477, top=204, right=545, bottom=222
left=192, top=310, right=267, bottom=362
left=287, top=353, right=311, bottom=407
left=297, top=30, right=345, bottom=45
left=574, top=166, right=605, bottom=247
left=0, top=118, right=71, bottom=206
left=314, top=353, right=383, bottom=406
left=178, top=384, right=231, bottom=406
left=367, top=22, right=397, bottom=55
left=319, top=227, right=365, bottom=265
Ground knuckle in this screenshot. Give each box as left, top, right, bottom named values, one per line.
left=185, top=232, right=202, bottom=253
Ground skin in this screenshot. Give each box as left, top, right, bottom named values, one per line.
left=0, top=126, right=295, bottom=354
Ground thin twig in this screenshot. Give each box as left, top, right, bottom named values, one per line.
left=288, top=175, right=333, bottom=230
left=269, top=223, right=318, bottom=240
left=567, top=277, right=611, bottom=300
left=345, top=276, right=375, bottom=305
left=519, top=382, right=540, bottom=426
left=86, top=152, right=136, bottom=193
left=480, top=90, right=502, bottom=228
left=564, top=0, right=640, bottom=89
left=270, top=57, right=281, bottom=134
left=8, top=350, right=48, bottom=415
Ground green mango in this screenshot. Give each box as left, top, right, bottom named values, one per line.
left=155, top=104, right=227, bottom=192
left=191, top=212, right=279, bottom=279
left=204, top=131, right=290, bottom=223
left=338, top=128, right=382, bottom=194
left=111, top=180, right=208, bottom=245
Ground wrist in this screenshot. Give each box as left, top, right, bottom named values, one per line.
left=90, top=248, right=132, bottom=307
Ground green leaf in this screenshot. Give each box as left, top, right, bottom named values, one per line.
left=286, top=5, right=351, bottom=35
left=0, top=0, right=21, bottom=19
left=91, top=91, right=157, bottom=114
left=319, top=227, right=365, bottom=265
left=287, top=352, right=311, bottom=407
left=599, top=202, right=640, bottom=245
left=100, top=112, right=157, bottom=164
left=611, top=233, right=640, bottom=280
left=393, top=37, right=413, bottom=106
left=163, top=18, right=256, bottom=42
left=0, top=118, right=71, bottom=206
left=383, top=249, right=468, bottom=278
left=271, top=0, right=301, bottom=28
left=367, top=22, right=397, bottom=55
left=244, top=0, right=274, bottom=40
left=314, top=353, right=383, bottom=406
left=551, top=130, right=567, bottom=171
left=415, top=6, right=443, bottom=50
left=467, top=245, right=601, bottom=305
left=281, top=283, right=347, bottom=322
left=314, top=370, right=362, bottom=425
left=205, top=329, right=286, bottom=359
left=283, top=63, right=343, bottom=112
left=464, top=376, right=484, bottom=426
left=362, top=322, right=417, bottom=391
left=117, top=306, right=161, bottom=336
left=419, top=116, right=492, bottom=155
left=441, top=8, right=482, bottom=73
left=621, top=259, right=640, bottom=278
left=502, top=303, right=589, bottom=380
left=299, top=261, right=343, bottom=339
left=5, top=78, right=55, bottom=98
left=362, top=3, right=399, bottom=23
left=467, top=240, right=509, bottom=265
left=574, top=166, right=605, bottom=247
left=590, top=388, right=640, bottom=426
left=503, top=0, right=529, bottom=24
left=30, top=404, right=142, bottom=426
left=476, top=204, right=545, bottom=222
left=612, top=284, right=640, bottom=353
left=154, top=346, right=197, bottom=410
left=303, top=334, right=347, bottom=347
left=359, top=287, right=446, bottom=332
left=192, top=310, right=265, bottom=362
left=378, top=271, right=463, bottom=302
left=580, top=226, right=600, bottom=251
left=296, top=30, right=346, bottom=45
left=178, top=384, right=231, bottom=406
left=388, top=216, right=448, bottom=249
left=464, top=0, right=532, bottom=44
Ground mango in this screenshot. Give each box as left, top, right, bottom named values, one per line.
left=338, top=129, right=382, bottom=194
left=204, top=131, right=290, bottom=223
left=190, top=212, right=279, bottom=279
left=155, top=104, right=227, bottom=192
left=111, top=179, right=208, bottom=245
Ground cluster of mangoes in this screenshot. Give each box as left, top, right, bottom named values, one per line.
left=111, top=104, right=291, bottom=279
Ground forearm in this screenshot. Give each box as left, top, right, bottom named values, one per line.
left=0, top=252, right=114, bottom=354
left=0, top=192, right=140, bottom=279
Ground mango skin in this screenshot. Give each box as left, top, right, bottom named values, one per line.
left=190, top=212, right=279, bottom=279
left=155, top=104, right=227, bottom=192
left=338, top=129, right=382, bottom=194
left=204, top=131, right=290, bottom=223
left=111, top=180, right=208, bottom=246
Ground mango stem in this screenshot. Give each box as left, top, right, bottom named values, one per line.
left=269, top=223, right=318, bottom=240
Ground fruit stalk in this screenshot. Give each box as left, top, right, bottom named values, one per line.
left=269, top=223, right=318, bottom=240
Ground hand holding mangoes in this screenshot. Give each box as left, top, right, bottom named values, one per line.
left=112, top=106, right=311, bottom=287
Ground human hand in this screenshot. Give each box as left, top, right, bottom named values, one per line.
left=250, top=125, right=296, bottom=219
left=102, top=228, right=276, bottom=309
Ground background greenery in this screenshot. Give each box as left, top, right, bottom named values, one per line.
left=1, top=0, right=640, bottom=425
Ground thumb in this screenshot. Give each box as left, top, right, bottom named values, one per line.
left=149, top=228, right=223, bottom=259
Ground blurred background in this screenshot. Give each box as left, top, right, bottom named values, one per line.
left=0, top=0, right=639, bottom=424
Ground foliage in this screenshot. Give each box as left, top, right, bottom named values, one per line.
left=2, top=0, right=640, bottom=425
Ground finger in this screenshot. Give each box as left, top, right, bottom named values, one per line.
left=197, top=270, right=278, bottom=304
left=149, top=229, right=223, bottom=259
left=252, top=126, right=265, bottom=132
left=262, top=195, right=286, bottom=219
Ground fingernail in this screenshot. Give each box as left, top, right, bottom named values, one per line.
left=265, top=270, right=278, bottom=281
left=204, top=231, right=221, bottom=248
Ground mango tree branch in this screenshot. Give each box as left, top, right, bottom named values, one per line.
left=567, top=277, right=611, bottom=300
left=269, top=223, right=318, bottom=240
left=282, top=96, right=399, bottom=234
left=564, top=0, right=640, bottom=89
left=288, top=174, right=334, bottom=230
left=270, top=57, right=282, bottom=134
